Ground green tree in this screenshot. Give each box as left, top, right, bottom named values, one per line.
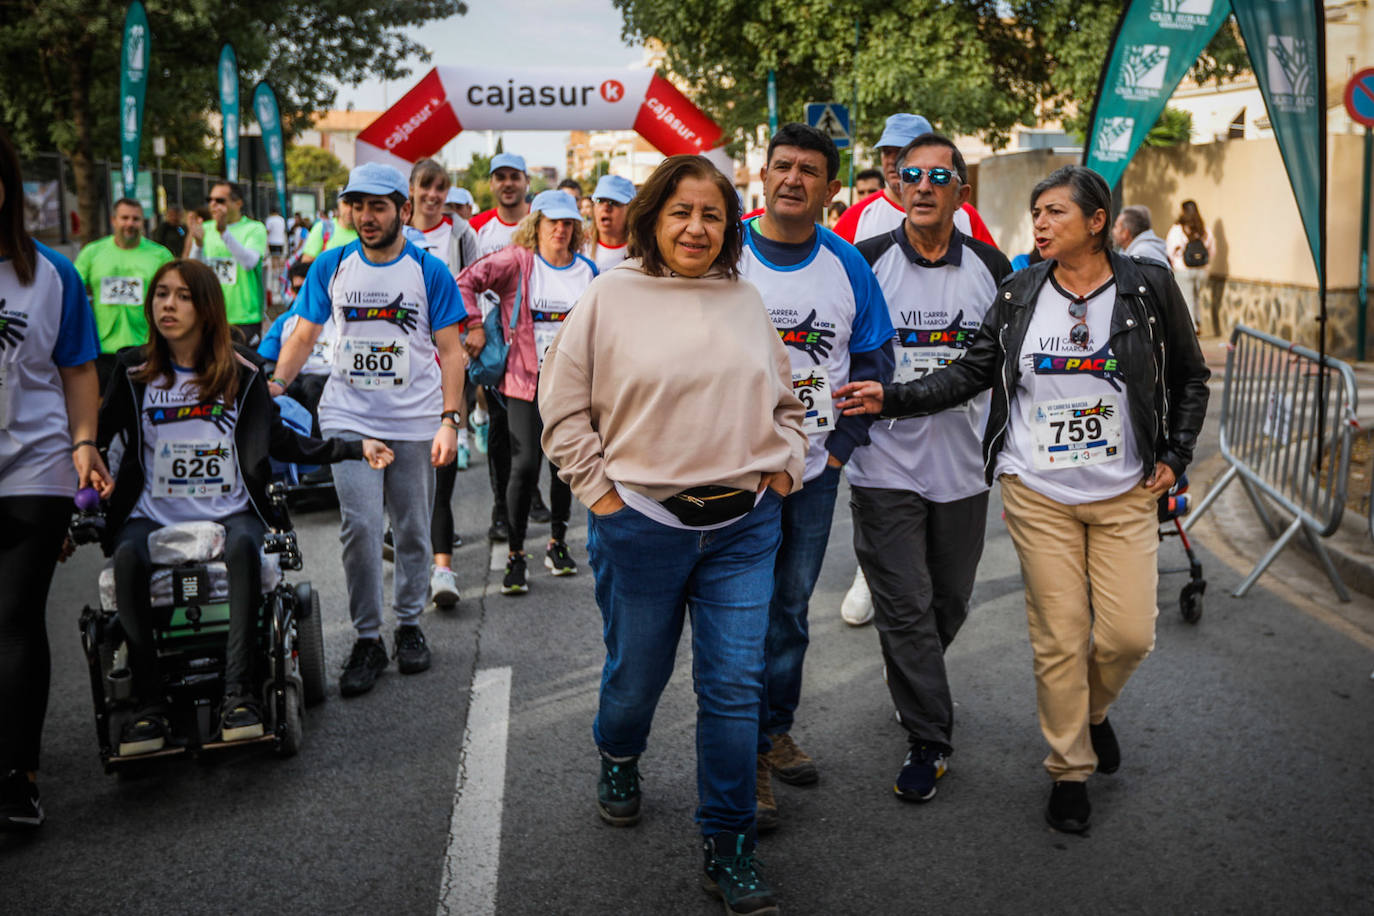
left=457, top=150, right=494, bottom=211
left=1144, top=106, right=1194, bottom=148
left=0, top=0, right=465, bottom=242
left=285, top=145, right=349, bottom=198
left=612, top=0, right=1249, bottom=157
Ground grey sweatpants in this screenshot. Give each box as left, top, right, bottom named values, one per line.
left=850, top=485, right=989, bottom=751
left=326, top=431, right=435, bottom=639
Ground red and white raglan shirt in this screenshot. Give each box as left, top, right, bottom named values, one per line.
left=470, top=209, right=523, bottom=260
left=833, top=190, right=997, bottom=249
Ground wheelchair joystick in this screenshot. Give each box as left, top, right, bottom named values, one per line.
left=71, top=487, right=106, bottom=545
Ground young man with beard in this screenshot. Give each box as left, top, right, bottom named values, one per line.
left=268, top=163, right=469, bottom=697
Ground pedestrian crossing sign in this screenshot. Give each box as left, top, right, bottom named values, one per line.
left=804, top=103, right=850, bottom=148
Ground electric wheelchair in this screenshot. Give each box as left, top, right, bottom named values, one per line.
left=74, top=481, right=326, bottom=771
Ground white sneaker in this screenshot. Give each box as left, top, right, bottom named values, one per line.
left=430, top=566, right=460, bottom=609
left=840, top=567, right=874, bottom=626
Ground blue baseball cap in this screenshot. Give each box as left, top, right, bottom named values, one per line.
left=446, top=187, right=474, bottom=206
left=341, top=162, right=409, bottom=199
left=874, top=113, right=933, bottom=150
left=489, top=152, right=527, bottom=175
left=592, top=174, right=635, bottom=205
left=530, top=189, right=582, bottom=222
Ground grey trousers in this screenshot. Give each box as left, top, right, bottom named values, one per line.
left=850, top=485, right=989, bottom=751
left=327, top=431, right=435, bottom=639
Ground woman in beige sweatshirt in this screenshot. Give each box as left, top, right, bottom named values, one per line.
left=539, top=155, right=804, bottom=914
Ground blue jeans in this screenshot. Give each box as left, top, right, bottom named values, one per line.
left=759, top=463, right=841, bottom=751
left=587, top=491, right=783, bottom=836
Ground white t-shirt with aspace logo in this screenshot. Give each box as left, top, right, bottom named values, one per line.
left=530, top=254, right=597, bottom=372
left=997, top=275, right=1143, bottom=505
left=295, top=240, right=465, bottom=440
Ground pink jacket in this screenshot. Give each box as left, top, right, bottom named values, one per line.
left=458, top=245, right=540, bottom=401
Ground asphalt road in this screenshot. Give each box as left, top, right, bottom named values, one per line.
left=6, top=407, right=1374, bottom=914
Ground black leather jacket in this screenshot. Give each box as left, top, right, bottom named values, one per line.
left=881, top=252, right=1210, bottom=485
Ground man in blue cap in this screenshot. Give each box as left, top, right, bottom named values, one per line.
left=586, top=174, right=635, bottom=272
left=268, top=161, right=471, bottom=697
left=444, top=186, right=475, bottom=222
left=831, top=112, right=999, bottom=628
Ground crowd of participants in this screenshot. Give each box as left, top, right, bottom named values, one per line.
left=0, top=110, right=1211, bottom=916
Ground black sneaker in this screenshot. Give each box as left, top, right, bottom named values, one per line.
left=529, top=493, right=552, bottom=524
left=1090, top=717, right=1120, bottom=774
left=544, top=540, right=578, bottom=576
left=702, top=830, right=779, bottom=916
left=382, top=528, right=395, bottom=562
left=393, top=625, right=432, bottom=674
left=502, top=552, right=529, bottom=595
left=339, top=637, right=389, bottom=697
left=1045, top=780, right=1091, bottom=833
left=488, top=516, right=509, bottom=543
left=0, top=770, right=43, bottom=830
left=118, top=709, right=170, bottom=756
left=894, top=743, right=948, bottom=803
left=596, top=751, right=642, bottom=827
left=219, top=693, right=265, bottom=742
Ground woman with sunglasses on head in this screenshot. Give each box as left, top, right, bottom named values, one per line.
left=836, top=164, right=1209, bottom=834
left=97, top=259, right=393, bottom=758
left=0, top=128, right=111, bottom=830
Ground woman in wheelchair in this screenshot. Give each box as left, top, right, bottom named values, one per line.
left=97, top=260, right=393, bottom=755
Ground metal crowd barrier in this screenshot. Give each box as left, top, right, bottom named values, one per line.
left=1183, top=325, right=1358, bottom=601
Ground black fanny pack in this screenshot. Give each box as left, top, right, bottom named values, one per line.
left=660, top=486, right=755, bottom=527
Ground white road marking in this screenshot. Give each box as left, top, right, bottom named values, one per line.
left=437, top=666, right=512, bottom=916
left=489, top=543, right=505, bottom=571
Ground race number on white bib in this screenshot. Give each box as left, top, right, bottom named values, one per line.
left=893, top=347, right=970, bottom=411
left=1030, top=394, right=1123, bottom=471
left=208, top=258, right=238, bottom=286
left=792, top=366, right=834, bottom=434
left=100, top=276, right=145, bottom=306
left=338, top=337, right=410, bottom=389
left=152, top=439, right=238, bottom=497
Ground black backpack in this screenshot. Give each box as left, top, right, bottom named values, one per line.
left=1183, top=237, right=1208, bottom=268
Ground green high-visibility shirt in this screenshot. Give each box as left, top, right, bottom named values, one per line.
left=73, top=235, right=175, bottom=353
left=301, top=219, right=358, bottom=259
left=202, top=217, right=267, bottom=325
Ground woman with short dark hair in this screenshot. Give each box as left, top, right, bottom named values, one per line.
left=539, top=154, right=805, bottom=914
left=837, top=164, right=1210, bottom=835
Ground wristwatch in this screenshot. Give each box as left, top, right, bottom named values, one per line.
left=440, top=410, right=461, bottom=425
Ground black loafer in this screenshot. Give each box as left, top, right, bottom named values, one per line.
left=1045, top=780, right=1091, bottom=834
left=1090, top=718, right=1120, bottom=774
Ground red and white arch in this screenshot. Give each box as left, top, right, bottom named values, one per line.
left=355, top=66, right=730, bottom=174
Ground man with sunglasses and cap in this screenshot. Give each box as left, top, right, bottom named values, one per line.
left=585, top=174, right=635, bottom=272
left=845, top=133, right=1010, bottom=804
left=189, top=180, right=268, bottom=346
left=831, top=113, right=998, bottom=628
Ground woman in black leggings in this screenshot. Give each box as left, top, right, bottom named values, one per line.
left=0, top=129, right=112, bottom=829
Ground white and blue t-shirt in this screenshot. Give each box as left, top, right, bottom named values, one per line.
left=739, top=221, right=892, bottom=483
left=0, top=242, right=100, bottom=497
left=848, top=226, right=1010, bottom=502
left=294, top=240, right=465, bottom=440
left=131, top=367, right=252, bottom=526
left=530, top=253, right=597, bottom=372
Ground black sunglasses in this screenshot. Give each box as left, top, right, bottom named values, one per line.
left=1067, top=298, right=1090, bottom=349
left=208, top=196, right=229, bottom=204
left=899, top=166, right=956, bottom=187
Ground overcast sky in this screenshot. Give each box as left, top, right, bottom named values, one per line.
left=335, top=0, right=645, bottom=173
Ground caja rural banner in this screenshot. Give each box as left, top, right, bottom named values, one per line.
left=219, top=44, right=240, bottom=182
left=118, top=0, right=150, bottom=199
left=355, top=66, right=729, bottom=173
left=1082, top=0, right=1231, bottom=192
left=252, top=82, right=288, bottom=217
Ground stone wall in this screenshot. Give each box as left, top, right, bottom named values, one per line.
left=1203, top=278, right=1360, bottom=357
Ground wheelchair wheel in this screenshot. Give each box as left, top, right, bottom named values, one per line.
left=1179, top=582, right=1204, bottom=624
left=297, top=588, right=327, bottom=708
left=274, top=682, right=304, bottom=758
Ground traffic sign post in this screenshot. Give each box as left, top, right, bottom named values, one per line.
left=805, top=102, right=850, bottom=149
left=1344, top=69, right=1374, bottom=360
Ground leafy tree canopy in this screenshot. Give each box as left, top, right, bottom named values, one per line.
left=285, top=145, right=349, bottom=198
left=612, top=0, right=1249, bottom=153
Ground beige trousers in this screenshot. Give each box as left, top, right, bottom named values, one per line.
left=999, top=474, right=1159, bottom=781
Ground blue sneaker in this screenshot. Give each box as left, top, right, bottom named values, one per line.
left=701, top=830, right=778, bottom=915
left=894, top=743, right=948, bottom=802
left=456, top=443, right=470, bottom=470
left=473, top=421, right=489, bottom=455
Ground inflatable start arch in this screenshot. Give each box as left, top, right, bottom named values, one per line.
left=355, top=66, right=731, bottom=175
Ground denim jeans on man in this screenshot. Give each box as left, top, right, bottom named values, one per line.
left=758, top=463, right=841, bottom=752
left=588, top=491, right=783, bottom=836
